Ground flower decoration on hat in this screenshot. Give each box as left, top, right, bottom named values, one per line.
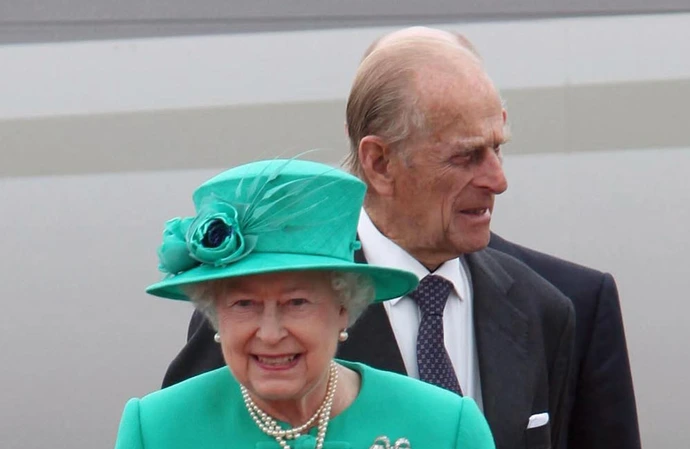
left=157, top=217, right=197, bottom=274
left=187, top=200, right=257, bottom=267
left=157, top=199, right=257, bottom=276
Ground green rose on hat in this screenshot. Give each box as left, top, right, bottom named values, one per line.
left=157, top=200, right=257, bottom=276
left=187, top=200, right=257, bottom=266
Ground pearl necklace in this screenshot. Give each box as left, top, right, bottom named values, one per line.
left=241, top=361, right=339, bottom=449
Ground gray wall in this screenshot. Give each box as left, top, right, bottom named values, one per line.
left=2, top=6, right=690, bottom=449
left=2, top=0, right=690, bottom=43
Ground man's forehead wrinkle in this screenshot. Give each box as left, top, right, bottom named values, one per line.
left=434, top=114, right=507, bottom=147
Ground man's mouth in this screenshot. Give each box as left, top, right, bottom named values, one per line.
left=461, top=208, right=490, bottom=216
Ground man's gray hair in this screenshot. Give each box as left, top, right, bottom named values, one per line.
left=345, top=35, right=486, bottom=181
left=183, top=271, right=376, bottom=331
left=344, top=39, right=428, bottom=180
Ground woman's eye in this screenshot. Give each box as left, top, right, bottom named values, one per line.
left=288, top=298, right=308, bottom=307
left=233, top=299, right=254, bottom=308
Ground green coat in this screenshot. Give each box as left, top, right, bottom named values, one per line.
left=115, top=361, right=495, bottom=449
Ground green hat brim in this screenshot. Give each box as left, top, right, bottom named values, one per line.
left=146, top=252, right=419, bottom=302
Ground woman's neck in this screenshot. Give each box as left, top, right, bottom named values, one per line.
left=250, top=364, right=359, bottom=428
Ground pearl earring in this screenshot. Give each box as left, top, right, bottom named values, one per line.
left=338, top=329, right=349, bottom=342
left=214, top=332, right=221, bottom=343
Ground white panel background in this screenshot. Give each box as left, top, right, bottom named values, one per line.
left=2, top=13, right=690, bottom=119
left=1, top=12, right=689, bottom=449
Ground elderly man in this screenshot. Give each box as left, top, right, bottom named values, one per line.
left=351, top=27, right=641, bottom=449
left=162, top=30, right=580, bottom=449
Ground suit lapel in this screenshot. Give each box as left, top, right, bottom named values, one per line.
left=466, top=250, right=534, bottom=445
left=337, top=303, right=407, bottom=374
left=335, top=249, right=407, bottom=375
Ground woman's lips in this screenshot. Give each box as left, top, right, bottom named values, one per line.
left=252, top=354, right=301, bottom=370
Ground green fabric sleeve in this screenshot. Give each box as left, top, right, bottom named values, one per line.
left=456, top=398, right=496, bottom=449
left=114, top=398, right=145, bottom=449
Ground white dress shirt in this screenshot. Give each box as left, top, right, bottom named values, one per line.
left=358, top=209, right=483, bottom=409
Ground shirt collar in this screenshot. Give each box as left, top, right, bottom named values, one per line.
left=357, top=208, right=465, bottom=305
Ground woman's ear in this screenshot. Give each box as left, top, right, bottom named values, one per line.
left=338, top=305, right=350, bottom=328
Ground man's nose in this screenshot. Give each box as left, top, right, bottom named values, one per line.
left=475, top=150, right=508, bottom=194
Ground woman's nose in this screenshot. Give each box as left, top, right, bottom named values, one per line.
left=255, top=310, right=287, bottom=343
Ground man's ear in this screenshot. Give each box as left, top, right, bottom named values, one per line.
left=358, top=135, right=396, bottom=196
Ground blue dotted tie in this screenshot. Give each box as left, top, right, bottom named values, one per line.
left=410, top=274, right=463, bottom=395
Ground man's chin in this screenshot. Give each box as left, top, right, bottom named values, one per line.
left=454, top=232, right=491, bottom=255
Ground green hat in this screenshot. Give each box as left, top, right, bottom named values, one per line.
left=146, top=158, right=419, bottom=301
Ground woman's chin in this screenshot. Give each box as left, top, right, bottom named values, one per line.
left=248, top=379, right=309, bottom=403
left=245, top=355, right=307, bottom=401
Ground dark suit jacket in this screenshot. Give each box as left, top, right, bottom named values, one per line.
left=162, top=243, right=575, bottom=449
left=488, top=234, right=640, bottom=449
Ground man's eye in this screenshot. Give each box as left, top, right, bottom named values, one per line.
left=451, top=154, right=472, bottom=165
left=494, top=146, right=504, bottom=162
left=233, top=299, right=254, bottom=308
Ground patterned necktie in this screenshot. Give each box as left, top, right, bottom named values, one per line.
left=409, top=274, right=463, bottom=395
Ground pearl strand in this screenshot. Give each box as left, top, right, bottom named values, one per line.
left=241, top=361, right=339, bottom=449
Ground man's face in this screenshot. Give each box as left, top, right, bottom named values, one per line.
left=386, top=71, right=508, bottom=265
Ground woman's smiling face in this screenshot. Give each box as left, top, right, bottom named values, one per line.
left=214, top=271, right=349, bottom=405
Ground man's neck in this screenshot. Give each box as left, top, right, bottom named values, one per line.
left=363, top=204, right=455, bottom=271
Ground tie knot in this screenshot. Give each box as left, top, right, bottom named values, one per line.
left=409, top=274, right=453, bottom=316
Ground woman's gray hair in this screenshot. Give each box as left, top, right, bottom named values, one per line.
left=183, top=271, right=376, bottom=331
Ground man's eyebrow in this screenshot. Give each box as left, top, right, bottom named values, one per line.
left=449, top=134, right=509, bottom=150
left=450, top=137, right=487, bottom=149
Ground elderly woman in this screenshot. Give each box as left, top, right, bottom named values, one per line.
left=115, top=158, right=494, bottom=449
